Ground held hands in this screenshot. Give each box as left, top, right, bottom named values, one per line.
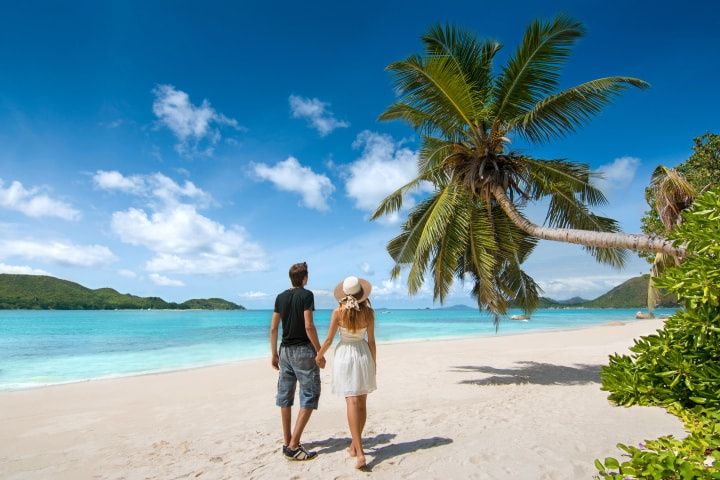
left=315, top=355, right=326, bottom=369
left=271, top=353, right=279, bottom=370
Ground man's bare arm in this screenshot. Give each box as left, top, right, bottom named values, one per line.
left=304, top=309, right=325, bottom=368
left=270, top=312, right=280, bottom=370
left=304, top=309, right=322, bottom=352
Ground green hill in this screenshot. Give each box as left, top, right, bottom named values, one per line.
left=178, top=298, right=241, bottom=310
left=583, top=274, right=677, bottom=308
left=507, top=297, right=561, bottom=308
left=505, top=276, right=677, bottom=310
left=557, top=296, right=589, bottom=305
left=0, top=274, right=245, bottom=310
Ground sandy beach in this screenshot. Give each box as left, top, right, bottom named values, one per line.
left=0, top=319, right=684, bottom=479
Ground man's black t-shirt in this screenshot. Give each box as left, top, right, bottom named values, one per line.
left=275, top=287, right=315, bottom=347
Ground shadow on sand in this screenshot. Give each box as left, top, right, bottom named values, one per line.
left=452, top=361, right=602, bottom=386
left=364, top=436, right=453, bottom=470
left=304, top=433, right=396, bottom=455
left=304, top=434, right=453, bottom=470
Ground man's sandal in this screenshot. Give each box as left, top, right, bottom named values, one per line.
left=284, top=444, right=318, bottom=461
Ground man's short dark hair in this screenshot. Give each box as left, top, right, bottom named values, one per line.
left=289, top=262, right=308, bottom=287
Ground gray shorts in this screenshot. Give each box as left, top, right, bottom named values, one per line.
left=276, top=343, right=321, bottom=409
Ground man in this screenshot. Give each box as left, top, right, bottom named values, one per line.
left=270, top=262, right=326, bottom=461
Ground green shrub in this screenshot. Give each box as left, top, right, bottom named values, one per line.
left=595, top=407, right=720, bottom=479
left=597, top=187, right=720, bottom=478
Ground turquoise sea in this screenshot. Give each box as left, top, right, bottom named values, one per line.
left=0, top=308, right=675, bottom=390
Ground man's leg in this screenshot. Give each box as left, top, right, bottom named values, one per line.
left=288, top=408, right=313, bottom=450
left=276, top=348, right=296, bottom=449
left=289, top=344, right=321, bottom=450
left=281, top=407, right=292, bottom=446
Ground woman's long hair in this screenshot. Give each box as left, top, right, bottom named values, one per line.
left=337, top=299, right=374, bottom=332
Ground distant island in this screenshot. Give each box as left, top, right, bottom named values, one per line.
left=439, top=275, right=678, bottom=310
left=0, top=274, right=245, bottom=310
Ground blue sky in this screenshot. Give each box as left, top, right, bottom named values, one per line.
left=0, top=0, right=718, bottom=308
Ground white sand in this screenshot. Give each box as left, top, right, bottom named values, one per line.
left=0, top=319, right=684, bottom=479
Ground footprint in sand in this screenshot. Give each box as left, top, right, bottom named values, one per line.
left=469, top=454, right=491, bottom=465
left=428, top=413, right=448, bottom=426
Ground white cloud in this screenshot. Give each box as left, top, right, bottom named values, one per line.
left=111, top=204, right=266, bottom=275
left=253, top=157, right=334, bottom=211
left=239, top=291, right=270, bottom=299
left=0, top=263, right=50, bottom=275
left=345, top=131, right=431, bottom=223
left=289, top=95, right=349, bottom=136
left=593, top=156, right=641, bottom=192
left=0, top=179, right=80, bottom=221
left=372, top=278, right=407, bottom=297
left=537, top=274, right=633, bottom=299
left=93, top=171, right=212, bottom=207
left=93, top=171, right=144, bottom=193
left=313, top=289, right=334, bottom=297
left=0, top=239, right=117, bottom=267
left=117, top=269, right=137, bottom=278
left=148, top=273, right=185, bottom=287
left=101, top=170, right=265, bottom=276
left=359, top=261, right=374, bottom=276
left=152, top=84, right=241, bottom=157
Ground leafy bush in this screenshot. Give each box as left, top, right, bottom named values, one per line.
left=595, top=407, right=720, bottom=479
left=597, top=187, right=720, bottom=478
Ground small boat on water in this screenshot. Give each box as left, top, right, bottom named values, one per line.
left=635, top=311, right=655, bottom=319
left=510, top=314, right=530, bottom=321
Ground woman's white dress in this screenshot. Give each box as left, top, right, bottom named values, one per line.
left=332, top=326, right=376, bottom=396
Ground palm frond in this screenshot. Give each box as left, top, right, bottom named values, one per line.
left=384, top=54, right=477, bottom=136
left=465, top=201, right=499, bottom=310
left=526, top=158, right=608, bottom=207
left=430, top=198, right=470, bottom=302
left=498, top=262, right=541, bottom=313
left=494, top=15, right=584, bottom=121
left=386, top=196, right=437, bottom=265
left=512, top=77, right=649, bottom=143
left=371, top=172, right=435, bottom=220
left=582, top=245, right=628, bottom=268
left=490, top=205, right=538, bottom=262
left=417, top=136, right=457, bottom=175
left=421, top=23, right=501, bottom=114
left=649, top=166, right=696, bottom=230
left=379, top=102, right=435, bottom=132
left=406, top=184, right=461, bottom=294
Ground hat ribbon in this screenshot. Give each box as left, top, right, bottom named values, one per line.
left=340, top=295, right=360, bottom=311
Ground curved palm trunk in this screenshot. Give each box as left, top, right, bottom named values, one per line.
left=492, top=186, right=685, bottom=258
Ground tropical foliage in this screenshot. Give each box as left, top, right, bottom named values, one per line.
left=597, top=187, right=720, bottom=478
left=373, top=15, right=680, bottom=318
left=641, top=133, right=720, bottom=240
left=637, top=134, right=719, bottom=313
left=640, top=166, right=695, bottom=313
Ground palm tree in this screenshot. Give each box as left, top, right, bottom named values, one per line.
left=644, top=166, right=695, bottom=315
left=372, top=15, right=684, bottom=318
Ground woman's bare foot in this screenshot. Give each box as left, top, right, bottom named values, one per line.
left=355, top=454, right=367, bottom=470
left=347, top=446, right=357, bottom=457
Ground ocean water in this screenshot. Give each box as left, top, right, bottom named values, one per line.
left=0, top=308, right=676, bottom=390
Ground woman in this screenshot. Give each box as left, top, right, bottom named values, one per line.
left=316, top=275, right=376, bottom=469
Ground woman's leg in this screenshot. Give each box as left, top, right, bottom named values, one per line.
left=345, top=396, right=366, bottom=467
left=358, top=394, right=367, bottom=434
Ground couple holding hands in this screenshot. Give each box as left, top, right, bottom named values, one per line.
left=270, top=262, right=376, bottom=470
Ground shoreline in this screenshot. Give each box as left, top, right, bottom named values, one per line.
left=0, top=318, right=664, bottom=393
left=0, top=319, right=684, bottom=479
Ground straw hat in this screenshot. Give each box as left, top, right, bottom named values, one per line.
left=333, top=276, right=372, bottom=304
